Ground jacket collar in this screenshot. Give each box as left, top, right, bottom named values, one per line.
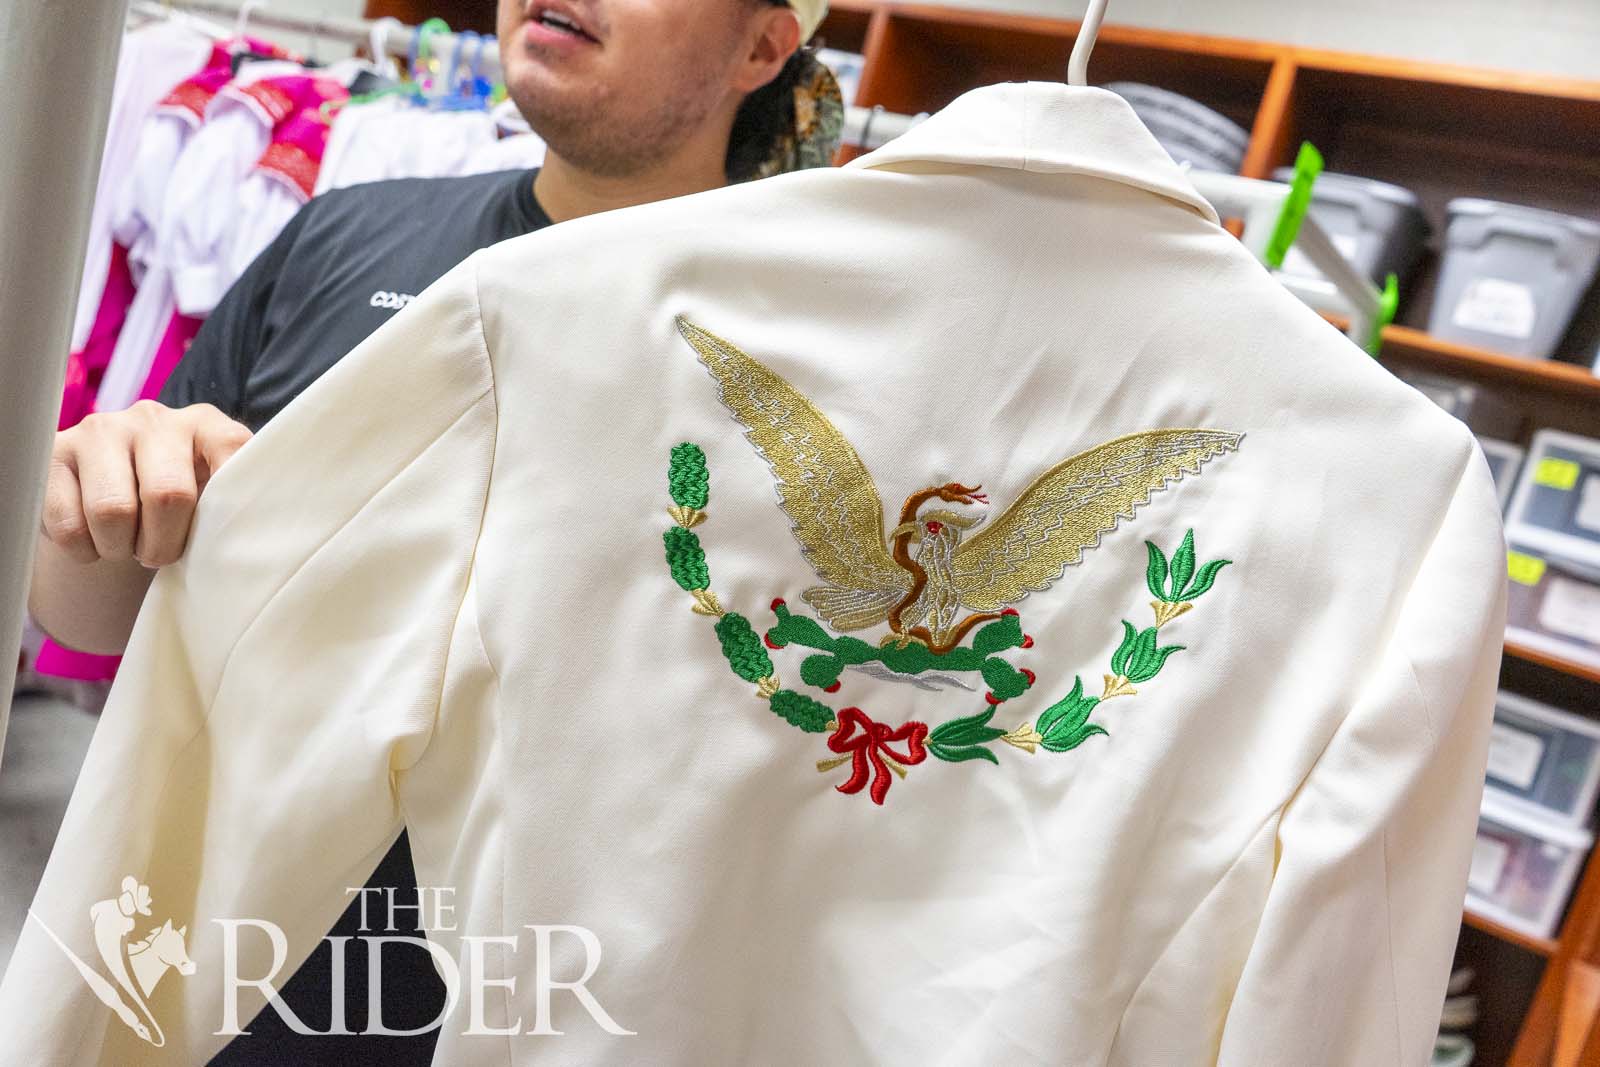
left=846, top=81, right=1220, bottom=225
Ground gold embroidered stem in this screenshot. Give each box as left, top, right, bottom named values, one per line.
left=1150, top=600, right=1194, bottom=628
left=882, top=755, right=909, bottom=779
left=690, top=588, right=724, bottom=616
left=1101, top=674, right=1137, bottom=700
left=1000, top=722, right=1043, bottom=753
left=668, top=505, right=707, bottom=529
left=816, top=754, right=852, bottom=773
left=755, top=676, right=781, bottom=698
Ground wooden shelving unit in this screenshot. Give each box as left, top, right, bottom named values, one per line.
left=370, top=2, right=1600, bottom=1061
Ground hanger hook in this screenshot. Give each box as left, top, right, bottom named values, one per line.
left=234, top=0, right=267, bottom=42
left=1067, top=0, right=1110, bottom=87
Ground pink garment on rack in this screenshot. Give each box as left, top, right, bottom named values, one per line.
left=135, top=312, right=204, bottom=405
left=59, top=244, right=135, bottom=430
left=37, top=39, right=294, bottom=690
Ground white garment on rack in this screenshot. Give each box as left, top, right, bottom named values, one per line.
left=311, top=94, right=404, bottom=194
left=70, top=22, right=213, bottom=352
left=460, top=131, right=547, bottom=175
left=98, top=65, right=301, bottom=413
left=226, top=172, right=307, bottom=283
left=315, top=103, right=498, bottom=191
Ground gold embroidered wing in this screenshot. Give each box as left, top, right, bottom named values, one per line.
left=675, top=318, right=912, bottom=629
left=951, top=429, right=1242, bottom=611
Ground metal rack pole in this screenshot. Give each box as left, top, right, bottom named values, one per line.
left=0, top=0, right=131, bottom=764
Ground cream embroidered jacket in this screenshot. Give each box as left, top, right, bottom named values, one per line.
left=0, top=82, right=1505, bottom=1066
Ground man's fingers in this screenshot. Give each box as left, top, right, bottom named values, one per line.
left=132, top=421, right=200, bottom=568
left=72, top=416, right=141, bottom=563
left=39, top=449, right=100, bottom=564
left=190, top=404, right=253, bottom=486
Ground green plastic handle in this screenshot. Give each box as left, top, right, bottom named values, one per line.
left=1264, top=141, right=1324, bottom=270
left=1366, top=272, right=1399, bottom=358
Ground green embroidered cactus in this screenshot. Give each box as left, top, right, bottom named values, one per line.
left=764, top=599, right=1032, bottom=701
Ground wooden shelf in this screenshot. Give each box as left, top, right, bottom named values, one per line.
left=1506, top=641, right=1600, bottom=687
left=1467, top=907, right=1561, bottom=958
left=1376, top=325, right=1600, bottom=401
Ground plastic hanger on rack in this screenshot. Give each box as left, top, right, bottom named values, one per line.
left=1067, top=0, right=1110, bottom=86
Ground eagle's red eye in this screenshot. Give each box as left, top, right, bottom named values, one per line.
left=926, top=521, right=943, bottom=534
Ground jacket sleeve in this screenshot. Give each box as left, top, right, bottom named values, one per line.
left=1216, top=441, right=1507, bottom=1067
left=0, top=253, right=496, bottom=1065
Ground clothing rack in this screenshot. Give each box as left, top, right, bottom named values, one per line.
left=133, top=0, right=504, bottom=82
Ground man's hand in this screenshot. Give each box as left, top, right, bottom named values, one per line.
left=41, top=400, right=252, bottom=567
left=30, top=401, right=251, bottom=654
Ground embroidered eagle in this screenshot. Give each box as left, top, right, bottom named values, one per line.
left=676, top=317, right=1241, bottom=655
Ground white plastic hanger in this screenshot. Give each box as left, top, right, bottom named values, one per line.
left=1067, top=0, right=1110, bottom=86
left=233, top=0, right=267, bottom=41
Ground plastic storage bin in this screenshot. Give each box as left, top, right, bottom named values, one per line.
left=1488, top=691, right=1600, bottom=826
left=1479, top=438, right=1525, bottom=511
left=1271, top=168, right=1429, bottom=288
left=1427, top=198, right=1600, bottom=359
left=1394, top=369, right=1524, bottom=439
left=1506, top=430, right=1600, bottom=565
left=1505, top=540, right=1600, bottom=672
left=1106, top=82, right=1247, bottom=174
left=1467, top=788, right=1593, bottom=940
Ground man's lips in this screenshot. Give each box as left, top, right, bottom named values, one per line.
left=523, top=4, right=600, bottom=46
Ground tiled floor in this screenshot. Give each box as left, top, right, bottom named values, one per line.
left=0, top=694, right=97, bottom=968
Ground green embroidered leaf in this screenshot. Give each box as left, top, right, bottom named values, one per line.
left=1038, top=678, right=1100, bottom=748
left=768, top=690, right=834, bottom=733
left=928, top=708, right=1007, bottom=764
left=1170, top=529, right=1196, bottom=597
left=929, top=707, right=1006, bottom=748
left=1037, top=676, right=1088, bottom=735
left=929, top=742, right=1001, bottom=765
left=1181, top=557, right=1232, bottom=601
left=1128, top=633, right=1185, bottom=682
left=1040, top=723, right=1108, bottom=753
left=715, top=613, right=772, bottom=682
left=1110, top=620, right=1138, bottom=677
left=1145, top=540, right=1171, bottom=601
left=663, top=527, right=709, bottom=591
left=667, top=442, right=709, bottom=509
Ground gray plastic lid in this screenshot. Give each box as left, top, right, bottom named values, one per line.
left=1447, top=197, right=1600, bottom=240
left=1271, top=167, right=1422, bottom=211
left=1104, top=81, right=1250, bottom=151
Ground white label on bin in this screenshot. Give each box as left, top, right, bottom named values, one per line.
left=1539, top=576, right=1600, bottom=644
left=1469, top=835, right=1509, bottom=894
left=1487, top=722, right=1546, bottom=789
left=1452, top=277, right=1536, bottom=340
left=1577, top=475, right=1600, bottom=533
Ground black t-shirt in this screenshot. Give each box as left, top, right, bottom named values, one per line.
left=163, top=166, right=550, bottom=429
left=175, top=168, right=551, bottom=1066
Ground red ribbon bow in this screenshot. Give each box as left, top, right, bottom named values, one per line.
left=824, top=708, right=929, bottom=804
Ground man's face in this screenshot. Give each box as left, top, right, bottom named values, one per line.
left=498, top=0, right=768, bottom=177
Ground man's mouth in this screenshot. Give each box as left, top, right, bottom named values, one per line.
left=527, top=4, right=599, bottom=43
